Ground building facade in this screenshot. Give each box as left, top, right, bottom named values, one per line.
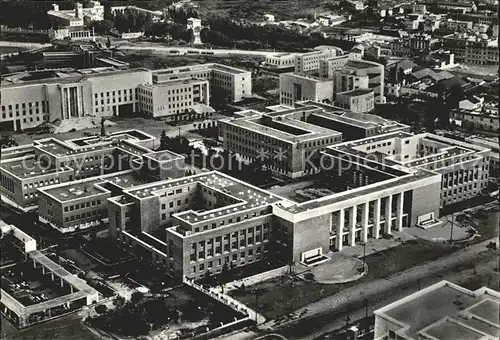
left=335, top=89, right=375, bottom=113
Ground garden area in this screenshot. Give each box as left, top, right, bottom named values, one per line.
left=229, top=239, right=459, bottom=319
left=89, top=285, right=245, bottom=338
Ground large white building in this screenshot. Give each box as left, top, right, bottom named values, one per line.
left=1, top=63, right=252, bottom=131
left=1, top=68, right=152, bottom=131
left=47, top=1, right=104, bottom=27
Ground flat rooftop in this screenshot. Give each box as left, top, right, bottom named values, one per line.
left=0, top=158, right=70, bottom=178
left=226, top=114, right=341, bottom=143
left=144, top=77, right=207, bottom=88
left=41, top=171, right=147, bottom=202
left=376, top=281, right=500, bottom=340
left=1, top=67, right=150, bottom=88
left=153, top=63, right=249, bottom=76
left=124, top=171, right=283, bottom=222
left=144, top=150, right=184, bottom=162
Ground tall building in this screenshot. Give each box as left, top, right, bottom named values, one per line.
left=374, top=280, right=500, bottom=340
left=441, top=33, right=499, bottom=65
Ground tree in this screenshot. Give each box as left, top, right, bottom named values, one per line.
left=131, top=291, right=144, bottom=304
left=159, top=130, right=169, bottom=150
left=106, top=36, right=111, bottom=49
left=114, top=295, right=125, bottom=307
left=95, top=304, right=108, bottom=314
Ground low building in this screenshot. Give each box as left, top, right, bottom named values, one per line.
left=263, top=53, right=297, bottom=70
left=335, top=88, right=375, bottom=113
left=0, top=221, right=100, bottom=328
left=374, top=280, right=500, bottom=340
left=441, top=33, right=499, bottom=65
left=451, top=108, right=499, bottom=134
left=459, top=96, right=484, bottom=111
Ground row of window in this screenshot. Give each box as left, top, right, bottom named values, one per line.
left=64, top=199, right=102, bottom=212
left=190, top=245, right=268, bottom=274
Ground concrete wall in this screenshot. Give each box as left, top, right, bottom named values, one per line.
left=409, top=181, right=441, bottom=225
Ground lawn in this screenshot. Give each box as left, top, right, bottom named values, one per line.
left=229, top=239, right=459, bottom=319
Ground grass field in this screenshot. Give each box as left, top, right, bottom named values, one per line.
left=229, top=239, right=458, bottom=319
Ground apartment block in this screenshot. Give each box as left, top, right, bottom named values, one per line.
left=441, top=33, right=499, bottom=65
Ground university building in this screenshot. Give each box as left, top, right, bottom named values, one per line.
left=108, top=129, right=489, bottom=281
left=152, top=63, right=252, bottom=102
left=218, top=101, right=409, bottom=178
left=0, top=130, right=165, bottom=212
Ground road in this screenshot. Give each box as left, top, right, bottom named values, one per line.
left=216, top=238, right=499, bottom=340
left=117, top=43, right=281, bottom=57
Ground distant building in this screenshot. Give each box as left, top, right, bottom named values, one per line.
left=332, top=59, right=385, bottom=104
left=187, top=17, right=202, bottom=44
left=137, top=78, right=210, bottom=117
left=294, top=46, right=341, bottom=74
left=264, top=53, right=297, bottom=70
left=263, top=14, right=275, bottom=22
left=451, top=108, right=499, bottom=134
left=374, top=280, right=500, bottom=340
left=459, top=95, right=484, bottom=111
left=47, top=1, right=104, bottom=27
left=441, top=32, right=499, bottom=65
left=279, top=73, right=335, bottom=106
left=441, top=19, right=473, bottom=32
left=335, top=88, right=375, bottom=113
left=151, top=63, right=252, bottom=103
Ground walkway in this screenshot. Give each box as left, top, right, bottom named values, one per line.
left=118, top=44, right=281, bottom=57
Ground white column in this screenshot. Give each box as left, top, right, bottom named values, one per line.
left=385, top=195, right=393, bottom=235
left=396, top=192, right=404, bottom=231
left=336, top=209, right=344, bottom=251
left=361, top=201, right=369, bottom=243
left=374, top=198, right=381, bottom=239
left=348, top=205, right=357, bottom=246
